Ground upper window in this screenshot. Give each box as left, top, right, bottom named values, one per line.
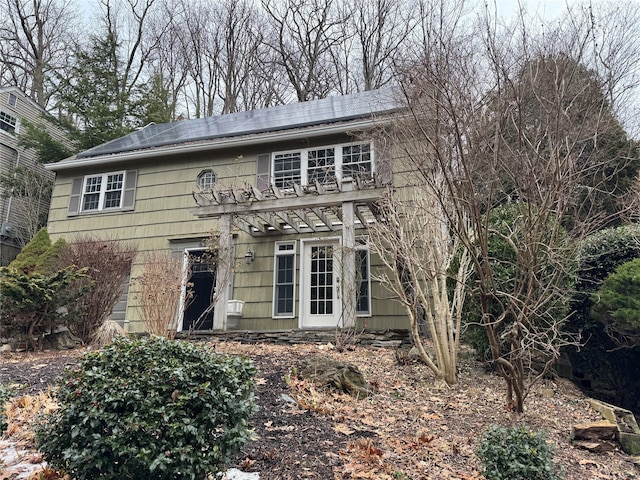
left=0, top=111, right=18, bottom=135
left=197, top=169, right=216, bottom=190
left=272, top=142, right=372, bottom=189
left=68, top=170, right=137, bottom=217
left=7, top=93, right=17, bottom=107
left=82, top=171, right=125, bottom=212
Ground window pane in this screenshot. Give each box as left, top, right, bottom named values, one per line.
left=198, top=170, right=216, bottom=190
left=104, top=191, right=122, bottom=208
left=342, top=143, right=372, bottom=178
left=104, top=173, right=124, bottom=208
left=273, top=152, right=301, bottom=188
left=82, top=176, right=102, bottom=211
left=357, top=249, right=370, bottom=314
left=310, top=246, right=333, bottom=316
left=308, top=148, right=335, bottom=184
left=274, top=247, right=295, bottom=316
left=83, top=193, right=100, bottom=210
left=0, top=111, right=17, bottom=134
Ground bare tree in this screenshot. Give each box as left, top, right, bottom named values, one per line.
left=134, top=250, right=184, bottom=339
left=384, top=0, right=638, bottom=411
left=144, top=0, right=190, bottom=120
left=0, top=166, right=52, bottom=246
left=216, top=0, right=265, bottom=113
left=571, top=2, right=640, bottom=137
left=0, top=0, right=80, bottom=107
left=261, top=0, right=345, bottom=101
left=369, top=187, right=472, bottom=386
left=172, top=0, right=222, bottom=117
left=337, top=0, right=414, bottom=92
left=98, top=0, right=166, bottom=102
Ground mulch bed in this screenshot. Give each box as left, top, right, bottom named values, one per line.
left=2, top=341, right=640, bottom=479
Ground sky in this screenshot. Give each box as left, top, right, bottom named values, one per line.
left=493, top=0, right=577, bottom=21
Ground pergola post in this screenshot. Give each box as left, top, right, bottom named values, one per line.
left=341, top=181, right=356, bottom=328
left=213, top=214, right=232, bottom=330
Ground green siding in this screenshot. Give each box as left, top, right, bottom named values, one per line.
left=48, top=133, right=411, bottom=332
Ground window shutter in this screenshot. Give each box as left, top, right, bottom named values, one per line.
left=375, top=140, right=393, bottom=185
left=122, top=170, right=137, bottom=210
left=256, top=153, right=271, bottom=191
left=67, top=177, right=83, bottom=216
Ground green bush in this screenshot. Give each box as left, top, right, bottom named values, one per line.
left=477, top=424, right=559, bottom=480
left=570, top=224, right=640, bottom=331
left=0, top=267, right=88, bottom=350
left=591, top=257, right=640, bottom=347
left=35, top=337, right=257, bottom=480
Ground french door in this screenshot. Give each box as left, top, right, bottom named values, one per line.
left=300, top=239, right=341, bottom=328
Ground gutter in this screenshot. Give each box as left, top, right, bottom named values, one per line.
left=46, top=118, right=389, bottom=172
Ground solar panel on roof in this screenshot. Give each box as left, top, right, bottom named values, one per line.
left=76, top=88, right=401, bottom=159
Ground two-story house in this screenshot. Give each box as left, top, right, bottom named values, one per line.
left=0, top=86, right=70, bottom=264
left=46, top=88, right=410, bottom=333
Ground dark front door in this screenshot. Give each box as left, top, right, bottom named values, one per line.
left=183, top=250, right=217, bottom=331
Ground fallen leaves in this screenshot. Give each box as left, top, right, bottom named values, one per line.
left=4, top=391, right=57, bottom=442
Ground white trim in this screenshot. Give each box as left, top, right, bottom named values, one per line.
left=46, top=118, right=386, bottom=171
left=176, top=250, right=192, bottom=332
left=272, top=241, right=297, bottom=319
left=271, top=141, right=374, bottom=187
left=299, top=237, right=342, bottom=328
left=177, top=247, right=214, bottom=332
left=0, top=110, right=19, bottom=135
left=81, top=170, right=126, bottom=212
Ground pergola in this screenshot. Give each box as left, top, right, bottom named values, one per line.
left=191, top=177, right=387, bottom=329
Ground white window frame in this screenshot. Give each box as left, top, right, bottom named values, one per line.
left=271, top=141, right=373, bottom=188
left=0, top=110, right=18, bottom=135
left=272, top=241, right=297, bottom=318
left=355, top=236, right=372, bottom=316
left=81, top=171, right=126, bottom=212
left=197, top=169, right=216, bottom=190
left=7, top=93, right=17, bottom=107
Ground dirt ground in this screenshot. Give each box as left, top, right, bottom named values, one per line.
left=1, top=340, right=639, bottom=479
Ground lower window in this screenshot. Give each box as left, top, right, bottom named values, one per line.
left=273, top=242, right=296, bottom=317
left=356, top=237, right=371, bottom=316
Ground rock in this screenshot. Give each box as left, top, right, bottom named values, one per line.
left=572, top=440, right=617, bottom=453
left=588, top=399, right=640, bottom=434
left=0, top=344, right=11, bottom=353
left=619, top=432, right=640, bottom=456
left=280, top=394, right=298, bottom=405
left=572, top=420, right=618, bottom=442
left=541, top=388, right=555, bottom=398
left=42, top=330, right=80, bottom=350
left=299, top=357, right=371, bottom=398
left=587, top=399, right=640, bottom=456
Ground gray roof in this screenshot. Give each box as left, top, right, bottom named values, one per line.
left=77, top=88, right=402, bottom=160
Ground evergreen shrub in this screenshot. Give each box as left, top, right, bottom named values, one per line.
left=591, top=257, right=640, bottom=346
left=477, top=424, right=560, bottom=480
left=571, top=224, right=640, bottom=330
left=36, top=336, right=257, bottom=479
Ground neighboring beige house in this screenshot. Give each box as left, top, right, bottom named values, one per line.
left=0, top=86, right=70, bottom=264
left=46, top=89, right=410, bottom=333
